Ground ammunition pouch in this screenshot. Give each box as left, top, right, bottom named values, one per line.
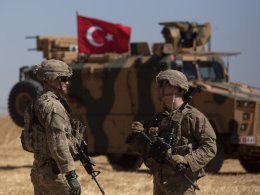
left=70, top=118, right=85, bottom=143
left=21, top=101, right=45, bottom=153
left=32, top=123, right=48, bottom=154
left=20, top=103, right=35, bottom=153
left=68, top=118, right=86, bottom=159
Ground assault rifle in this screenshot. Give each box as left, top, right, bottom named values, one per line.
left=75, top=140, right=105, bottom=195
left=141, top=132, right=200, bottom=190
left=140, top=86, right=202, bottom=190
left=71, top=119, right=105, bottom=195
left=67, top=105, right=105, bottom=194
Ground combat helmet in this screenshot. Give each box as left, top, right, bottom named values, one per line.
left=156, top=69, right=189, bottom=93
left=34, top=59, right=72, bottom=81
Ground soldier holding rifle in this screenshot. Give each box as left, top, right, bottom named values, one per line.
left=23, top=59, right=82, bottom=195
left=127, top=69, right=217, bottom=194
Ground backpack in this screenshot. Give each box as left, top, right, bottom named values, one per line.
left=20, top=102, right=35, bottom=153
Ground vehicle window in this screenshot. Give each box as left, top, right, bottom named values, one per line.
left=182, top=62, right=197, bottom=80
left=198, top=61, right=224, bottom=81
left=171, top=60, right=224, bottom=81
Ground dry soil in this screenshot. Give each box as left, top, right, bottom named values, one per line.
left=0, top=115, right=259, bottom=195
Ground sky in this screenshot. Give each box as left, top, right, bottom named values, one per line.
left=1, top=0, right=260, bottom=114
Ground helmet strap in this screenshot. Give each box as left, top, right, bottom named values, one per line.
left=57, top=78, right=72, bottom=113
left=171, top=94, right=176, bottom=110
left=44, top=79, right=72, bottom=113
left=59, top=95, right=72, bottom=113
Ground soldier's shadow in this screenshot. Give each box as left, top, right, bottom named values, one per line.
left=0, top=165, right=32, bottom=170
left=96, top=162, right=150, bottom=174
left=210, top=172, right=247, bottom=176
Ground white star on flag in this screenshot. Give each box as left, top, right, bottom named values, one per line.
left=105, top=33, right=113, bottom=42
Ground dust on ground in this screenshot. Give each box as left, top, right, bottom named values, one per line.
left=0, top=115, right=260, bottom=195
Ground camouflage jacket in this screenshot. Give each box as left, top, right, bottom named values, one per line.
left=33, top=90, right=75, bottom=174
left=185, top=106, right=217, bottom=173
left=130, top=104, right=217, bottom=181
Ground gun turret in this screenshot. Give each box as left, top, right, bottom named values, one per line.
left=159, top=21, right=211, bottom=53
left=26, top=35, right=78, bottom=63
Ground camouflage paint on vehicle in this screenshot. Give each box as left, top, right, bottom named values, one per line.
left=8, top=21, right=260, bottom=173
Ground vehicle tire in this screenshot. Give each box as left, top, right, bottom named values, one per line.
left=8, top=80, right=42, bottom=127
left=239, top=158, right=260, bottom=173
left=107, top=153, right=143, bottom=171
left=204, top=137, right=225, bottom=173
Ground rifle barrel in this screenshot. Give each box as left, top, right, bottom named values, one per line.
left=77, top=143, right=105, bottom=195
left=166, top=159, right=200, bottom=190
left=92, top=175, right=105, bottom=195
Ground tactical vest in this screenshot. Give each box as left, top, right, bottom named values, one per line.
left=148, top=106, right=192, bottom=155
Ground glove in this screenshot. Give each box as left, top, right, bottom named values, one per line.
left=131, top=121, right=144, bottom=133
left=66, top=170, right=81, bottom=195
left=170, top=154, right=188, bottom=168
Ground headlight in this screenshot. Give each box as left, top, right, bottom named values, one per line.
left=243, top=113, right=250, bottom=120
left=240, top=123, right=248, bottom=131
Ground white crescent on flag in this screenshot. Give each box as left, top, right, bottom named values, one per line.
left=86, top=26, right=104, bottom=47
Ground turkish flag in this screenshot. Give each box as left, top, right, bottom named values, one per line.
left=77, top=15, right=131, bottom=54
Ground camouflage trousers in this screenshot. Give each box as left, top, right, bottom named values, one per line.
left=30, top=164, right=72, bottom=195
left=153, top=171, right=196, bottom=195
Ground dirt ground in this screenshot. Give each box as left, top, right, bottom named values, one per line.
left=0, top=115, right=260, bottom=195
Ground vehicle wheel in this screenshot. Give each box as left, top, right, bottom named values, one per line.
left=107, top=153, right=143, bottom=171
left=204, top=137, right=225, bottom=173
left=8, top=80, right=42, bottom=127
left=240, top=158, right=260, bottom=173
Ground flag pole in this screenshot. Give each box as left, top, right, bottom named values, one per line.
left=76, top=11, right=80, bottom=55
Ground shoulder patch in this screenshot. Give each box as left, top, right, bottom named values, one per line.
left=52, top=101, right=66, bottom=120
left=51, top=112, right=66, bottom=130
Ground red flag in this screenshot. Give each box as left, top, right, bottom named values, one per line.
left=77, top=15, right=131, bottom=54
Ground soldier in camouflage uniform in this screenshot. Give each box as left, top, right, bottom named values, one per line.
left=30, top=59, right=81, bottom=195
left=128, top=70, right=217, bottom=194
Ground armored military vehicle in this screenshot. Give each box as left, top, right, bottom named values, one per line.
left=8, top=21, right=260, bottom=173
